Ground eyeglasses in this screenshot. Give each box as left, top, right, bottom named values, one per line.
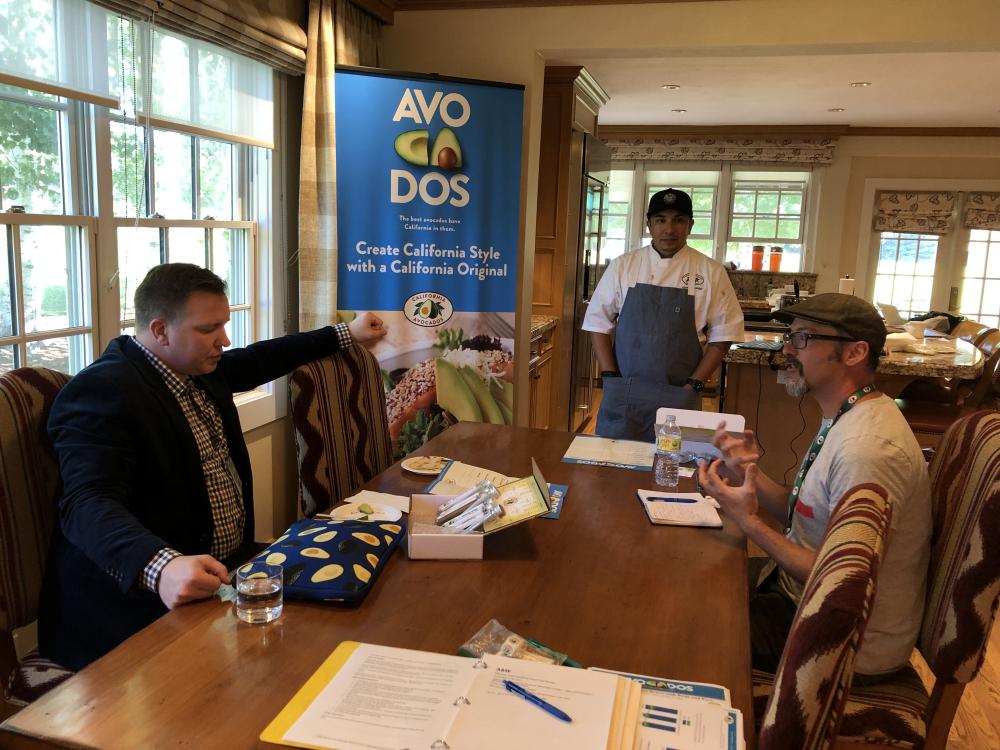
left=782, top=331, right=856, bottom=350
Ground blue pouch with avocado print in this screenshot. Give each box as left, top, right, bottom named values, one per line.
left=245, top=517, right=404, bottom=603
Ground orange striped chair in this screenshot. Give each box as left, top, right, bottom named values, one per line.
left=756, top=483, right=893, bottom=750
left=289, top=345, right=393, bottom=518
left=1, top=368, right=72, bottom=715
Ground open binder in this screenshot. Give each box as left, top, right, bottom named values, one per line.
left=261, top=642, right=642, bottom=750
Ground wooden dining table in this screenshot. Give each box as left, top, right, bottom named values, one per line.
left=0, top=424, right=755, bottom=749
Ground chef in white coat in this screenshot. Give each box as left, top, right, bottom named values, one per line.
left=583, top=188, right=744, bottom=440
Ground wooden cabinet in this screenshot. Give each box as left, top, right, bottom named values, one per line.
left=528, top=323, right=555, bottom=429
left=531, top=66, right=608, bottom=431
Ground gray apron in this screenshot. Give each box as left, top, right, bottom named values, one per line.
left=596, top=277, right=703, bottom=441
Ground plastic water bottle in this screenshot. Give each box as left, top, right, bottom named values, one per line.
left=654, top=415, right=682, bottom=488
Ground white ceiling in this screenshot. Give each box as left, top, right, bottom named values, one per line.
left=551, top=51, right=1000, bottom=127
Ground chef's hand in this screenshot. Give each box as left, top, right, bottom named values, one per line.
left=348, top=312, right=388, bottom=345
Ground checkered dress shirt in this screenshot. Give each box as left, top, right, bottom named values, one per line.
left=133, top=338, right=245, bottom=591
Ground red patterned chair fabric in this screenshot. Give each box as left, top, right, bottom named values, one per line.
left=0, top=368, right=73, bottom=710
left=771, top=409, right=1000, bottom=750
left=756, top=483, right=893, bottom=750
left=289, top=345, right=393, bottom=517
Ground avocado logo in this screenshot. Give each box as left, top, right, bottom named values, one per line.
left=403, top=292, right=453, bottom=328
left=394, top=127, right=463, bottom=170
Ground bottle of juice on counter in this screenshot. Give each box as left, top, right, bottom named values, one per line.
left=769, top=246, right=783, bottom=272
left=751, top=245, right=765, bottom=271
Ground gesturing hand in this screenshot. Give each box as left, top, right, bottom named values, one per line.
left=712, top=420, right=761, bottom=484
left=699, top=459, right=761, bottom=531
left=348, top=311, right=388, bottom=345
left=158, top=555, right=230, bottom=609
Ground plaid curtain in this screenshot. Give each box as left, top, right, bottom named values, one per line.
left=298, top=0, right=339, bottom=332
left=335, top=0, right=381, bottom=66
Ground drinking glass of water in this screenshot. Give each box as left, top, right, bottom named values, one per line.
left=236, top=562, right=283, bottom=624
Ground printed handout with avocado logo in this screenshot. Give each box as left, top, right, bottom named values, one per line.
left=335, top=69, right=524, bottom=457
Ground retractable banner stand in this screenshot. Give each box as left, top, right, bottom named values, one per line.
left=334, top=67, right=524, bottom=457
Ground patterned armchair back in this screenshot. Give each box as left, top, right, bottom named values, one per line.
left=0, top=368, right=70, bottom=634
left=759, top=483, right=893, bottom=750
left=289, top=346, right=393, bottom=517
left=919, top=410, right=1000, bottom=683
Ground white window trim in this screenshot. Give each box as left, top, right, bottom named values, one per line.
left=854, top=177, right=1000, bottom=303
left=619, top=160, right=814, bottom=269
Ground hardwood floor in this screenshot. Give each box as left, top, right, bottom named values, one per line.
left=581, top=387, right=1000, bottom=748
left=912, top=620, right=1000, bottom=749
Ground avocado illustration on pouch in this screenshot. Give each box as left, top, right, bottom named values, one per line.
left=459, top=366, right=504, bottom=424
left=394, top=129, right=430, bottom=166
left=430, top=127, right=463, bottom=169
left=435, top=358, right=482, bottom=422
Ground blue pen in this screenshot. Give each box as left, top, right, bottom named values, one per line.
left=502, top=679, right=573, bottom=723
left=645, top=496, right=697, bottom=503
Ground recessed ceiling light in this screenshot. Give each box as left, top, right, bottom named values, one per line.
left=849, top=81, right=871, bottom=88
left=671, top=109, right=687, bottom=113
left=661, top=84, right=681, bottom=90
left=828, top=107, right=846, bottom=112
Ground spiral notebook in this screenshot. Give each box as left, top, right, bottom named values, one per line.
left=261, top=641, right=641, bottom=750
left=637, top=490, right=722, bottom=528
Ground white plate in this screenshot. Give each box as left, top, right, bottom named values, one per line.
left=331, top=502, right=403, bottom=522
left=401, top=455, right=450, bottom=476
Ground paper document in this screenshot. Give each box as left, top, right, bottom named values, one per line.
left=426, top=460, right=517, bottom=496
left=262, top=642, right=635, bottom=750
left=591, top=668, right=744, bottom=750
left=637, top=490, right=722, bottom=528
left=561, top=435, right=654, bottom=471
left=483, top=474, right=550, bottom=533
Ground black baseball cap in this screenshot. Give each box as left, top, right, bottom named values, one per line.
left=647, top=188, right=694, bottom=219
left=774, top=293, right=887, bottom=355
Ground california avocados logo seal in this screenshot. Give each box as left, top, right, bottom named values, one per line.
left=404, top=292, right=453, bottom=327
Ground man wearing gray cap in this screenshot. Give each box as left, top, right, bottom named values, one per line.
left=583, top=188, right=743, bottom=440
left=699, top=293, right=931, bottom=680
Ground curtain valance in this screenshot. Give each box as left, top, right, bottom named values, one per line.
left=872, top=191, right=956, bottom=235
left=603, top=136, right=838, bottom=165
left=964, top=192, right=1000, bottom=232
left=89, top=0, right=309, bottom=74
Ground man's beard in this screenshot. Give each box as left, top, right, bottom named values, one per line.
left=784, top=358, right=809, bottom=397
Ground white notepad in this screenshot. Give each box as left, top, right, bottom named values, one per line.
left=637, top=490, right=722, bottom=528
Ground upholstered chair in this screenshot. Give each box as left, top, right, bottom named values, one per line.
left=756, top=483, right=893, bottom=750
left=0, top=368, right=72, bottom=715
left=289, top=345, right=393, bottom=517
left=825, top=409, right=1000, bottom=749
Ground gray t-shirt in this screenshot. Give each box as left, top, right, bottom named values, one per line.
left=778, top=394, right=932, bottom=675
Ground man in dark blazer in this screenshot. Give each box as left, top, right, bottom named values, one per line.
left=39, top=263, right=386, bottom=670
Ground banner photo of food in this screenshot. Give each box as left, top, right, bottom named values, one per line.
left=334, top=68, right=525, bottom=457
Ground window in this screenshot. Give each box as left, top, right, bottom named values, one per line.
left=873, top=232, right=938, bottom=319
left=611, top=162, right=811, bottom=272
left=0, top=218, right=95, bottom=374
left=0, top=1, right=275, bottom=380
left=602, top=170, right=632, bottom=263
left=959, top=229, right=1000, bottom=329
left=642, top=169, right=718, bottom=256
left=726, top=173, right=806, bottom=271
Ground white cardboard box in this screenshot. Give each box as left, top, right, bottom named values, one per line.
left=407, top=493, right=484, bottom=560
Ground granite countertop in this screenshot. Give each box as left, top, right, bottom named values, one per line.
left=727, top=334, right=985, bottom=379
left=530, top=314, right=558, bottom=339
